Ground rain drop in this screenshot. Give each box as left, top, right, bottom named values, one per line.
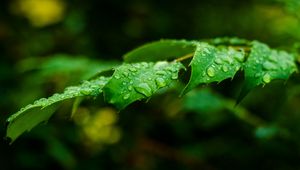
left=233, top=53, right=245, bottom=62
left=155, top=77, right=167, bottom=88
left=263, top=73, right=271, bottom=83
left=222, top=56, right=233, bottom=64
left=171, top=74, right=178, bottom=80
left=214, top=58, right=222, bottom=65
left=263, top=61, right=277, bottom=70
left=123, top=94, right=130, bottom=100
left=156, top=70, right=167, bottom=75
left=129, top=67, right=137, bottom=72
left=134, top=83, right=152, bottom=97
left=128, top=86, right=133, bottom=91
left=222, top=66, right=228, bottom=72
left=115, top=74, right=120, bottom=79
left=123, top=72, right=129, bottom=77
left=207, top=67, right=215, bottom=77
left=80, top=88, right=90, bottom=95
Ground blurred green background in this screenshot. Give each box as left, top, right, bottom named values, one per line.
left=1, top=0, right=300, bottom=169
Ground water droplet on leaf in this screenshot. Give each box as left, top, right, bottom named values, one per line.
left=115, top=74, right=120, bottom=79
left=222, top=66, right=228, bottom=72
left=263, top=61, right=277, bottom=70
left=129, top=67, right=137, bottom=72
left=156, top=70, right=167, bottom=75
left=207, top=67, right=215, bottom=77
left=123, top=94, right=130, bottom=100
left=80, top=88, right=90, bottom=95
left=263, top=74, right=271, bottom=83
left=123, top=72, right=129, bottom=77
left=134, top=83, right=152, bottom=97
left=155, top=77, right=167, bottom=88
left=171, top=74, right=178, bottom=80
left=214, top=58, right=222, bottom=65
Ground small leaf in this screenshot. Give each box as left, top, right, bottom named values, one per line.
left=103, top=61, right=184, bottom=109
left=6, top=76, right=109, bottom=143
left=183, top=43, right=245, bottom=94
left=124, top=39, right=197, bottom=62
left=238, top=41, right=297, bottom=102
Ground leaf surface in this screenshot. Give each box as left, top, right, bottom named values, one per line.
left=6, top=76, right=109, bottom=142
left=238, top=41, right=297, bottom=101
left=183, top=43, right=245, bottom=94
left=124, top=40, right=197, bottom=62
left=103, top=61, right=184, bottom=109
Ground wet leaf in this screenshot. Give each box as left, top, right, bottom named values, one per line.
left=6, top=76, right=109, bottom=142
left=183, top=43, right=245, bottom=94
left=238, top=41, right=297, bottom=102
left=103, top=61, right=184, bottom=109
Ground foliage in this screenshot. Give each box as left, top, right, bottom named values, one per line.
left=6, top=38, right=297, bottom=143
left=2, top=0, right=300, bottom=169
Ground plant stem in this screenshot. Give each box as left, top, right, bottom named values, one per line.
left=175, top=53, right=194, bottom=62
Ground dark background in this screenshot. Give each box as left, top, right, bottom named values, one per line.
left=1, top=0, right=300, bottom=169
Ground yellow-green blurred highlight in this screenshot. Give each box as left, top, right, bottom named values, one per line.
left=254, top=4, right=300, bottom=39
left=73, top=107, right=121, bottom=153
left=11, top=0, right=66, bottom=27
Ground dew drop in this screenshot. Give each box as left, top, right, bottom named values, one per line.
left=214, top=58, right=222, bottom=65
left=207, top=67, right=215, bottom=77
left=53, top=93, right=60, bottom=98
left=203, top=48, right=210, bottom=54
left=115, top=74, right=120, bottom=79
left=156, top=70, right=167, bottom=75
left=129, top=67, right=137, bottom=72
left=171, top=74, right=178, bottom=80
left=263, top=73, right=271, bottom=83
left=222, top=56, right=233, bottom=64
left=80, top=88, right=90, bottom=95
left=233, top=53, right=245, bottom=62
left=128, top=86, right=133, bottom=91
left=123, top=94, right=130, bottom=100
left=222, top=66, right=228, bottom=72
left=154, top=61, right=168, bottom=69
left=123, top=72, right=129, bottom=77
left=134, top=83, right=152, bottom=97
left=155, top=77, right=167, bottom=88
left=263, top=61, right=277, bottom=70
left=38, top=98, right=47, bottom=105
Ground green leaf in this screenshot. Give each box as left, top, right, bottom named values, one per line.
left=208, top=37, right=250, bottom=46
left=183, top=43, right=245, bottom=94
left=6, top=76, right=109, bottom=143
left=124, top=39, right=197, bottom=62
left=18, top=54, right=120, bottom=80
left=103, top=61, right=184, bottom=109
left=238, top=41, right=297, bottom=101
